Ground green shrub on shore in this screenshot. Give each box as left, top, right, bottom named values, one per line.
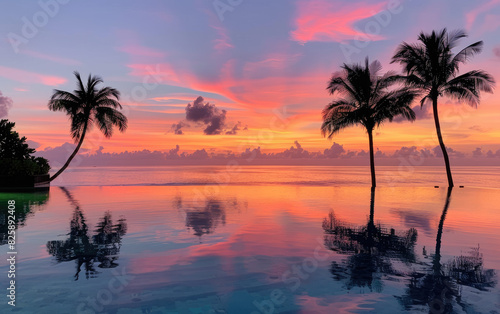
left=0, top=119, right=50, bottom=176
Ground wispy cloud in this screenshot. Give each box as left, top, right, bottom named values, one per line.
left=291, top=0, right=387, bottom=43
left=0, top=65, right=66, bottom=86
left=126, top=63, right=179, bottom=83
left=465, top=0, right=500, bottom=30
left=20, top=50, right=81, bottom=66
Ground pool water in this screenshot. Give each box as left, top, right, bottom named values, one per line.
left=1, top=185, right=499, bottom=313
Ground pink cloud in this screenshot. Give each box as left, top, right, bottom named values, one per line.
left=126, top=63, right=179, bottom=83
left=211, top=24, right=234, bottom=51
left=242, top=53, right=302, bottom=78
left=291, top=0, right=387, bottom=43
left=0, top=65, right=66, bottom=86
left=478, top=13, right=500, bottom=33
left=20, top=50, right=81, bottom=66
left=465, top=0, right=500, bottom=30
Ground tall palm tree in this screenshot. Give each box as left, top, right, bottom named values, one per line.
left=48, top=71, right=128, bottom=181
left=322, top=58, right=417, bottom=187
left=391, top=29, right=495, bottom=187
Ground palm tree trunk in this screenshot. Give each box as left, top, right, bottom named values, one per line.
left=432, top=97, right=454, bottom=187
left=367, top=187, right=376, bottom=245
left=434, top=187, right=453, bottom=274
left=368, top=128, right=376, bottom=188
left=369, top=187, right=375, bottom=226
left=49, top=123, right=88, bottom=182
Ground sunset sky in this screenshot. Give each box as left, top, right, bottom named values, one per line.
left=1, top=0, right=499, bottom=158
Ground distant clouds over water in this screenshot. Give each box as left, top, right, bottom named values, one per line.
left=34, top=141, right=500, bottom=167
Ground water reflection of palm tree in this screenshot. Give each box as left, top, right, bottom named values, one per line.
left=323, top=188, right=418, bottom=292
left=398, top=188, right=496, bottom=313
left=46, top=187, right=127, bottom=280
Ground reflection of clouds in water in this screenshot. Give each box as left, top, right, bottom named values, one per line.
left=186, top=200, right=226, bottom=237
left=175, top=197, right=243, bottom=239
left=390, top=209, right=434, bottom=236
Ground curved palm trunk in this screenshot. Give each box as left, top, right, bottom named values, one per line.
left=368, top=129, right=376, bottom=188
left=49, top=123, right=88, bottom=182
left=432, top=98, right=454, bottom=187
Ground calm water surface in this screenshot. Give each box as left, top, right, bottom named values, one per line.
left=49, top=166, right=500, bottom=188
left=1, top=166, right=500, bottom=313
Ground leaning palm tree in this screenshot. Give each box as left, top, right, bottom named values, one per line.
left=391, top=29, right=495, bottom=187
left=322, top=58, right=417, bottom=187
left=48, top=72, right=128, bottom=181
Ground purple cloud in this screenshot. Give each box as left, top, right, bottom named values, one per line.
left=472, top=147, right=483, bottom=157
left=494, top=46, right=500, bottom=59
left=186, top=96, right=227, bottom=135
left=323, top=142, right=345, bottom=158
left=171, top=121, right=190, bottom=135
left=432, top=146, right=465, bottom=158
left=0, top=91, right=13, bottom=118
left=225, top=122, right=241, bottom=135
left=26, top=140, right=41, bottom=149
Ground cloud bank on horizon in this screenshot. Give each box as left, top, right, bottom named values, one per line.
left=34, top=140, right=500, bottom=167
left=1, top=0, right=499, bottom=161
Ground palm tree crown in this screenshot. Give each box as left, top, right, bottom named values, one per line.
left=392, top=29, right=494, bottom=107
left=48, top=71, right=128, bottom=181
left=391, top=29, right=495, bottom=187
left=322, top=58, right=417, bottom=187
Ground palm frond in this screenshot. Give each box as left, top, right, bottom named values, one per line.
left=443, top=70, right=495, bottom=106
left=49, top=72, right=128, bottom=141
left=69, top=112, right=89, bottom=141
left=95, top=86, right=120, bottom=102
left=451, top=41, right=483, bottom=67
left=94, top=107, right=128, bottom=138
left=322, top=59, right=418, bottom=138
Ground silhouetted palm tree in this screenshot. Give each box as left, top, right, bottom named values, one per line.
left=48, top=72, right=128, bottom=181
left=322, top=58, right=417, bottom=187
left=392, top=29, right=495, bottom=187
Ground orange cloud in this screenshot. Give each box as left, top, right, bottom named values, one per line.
left=0, top=65, right=66, bottom=86
left=291, top=0, right=387, bottom=43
